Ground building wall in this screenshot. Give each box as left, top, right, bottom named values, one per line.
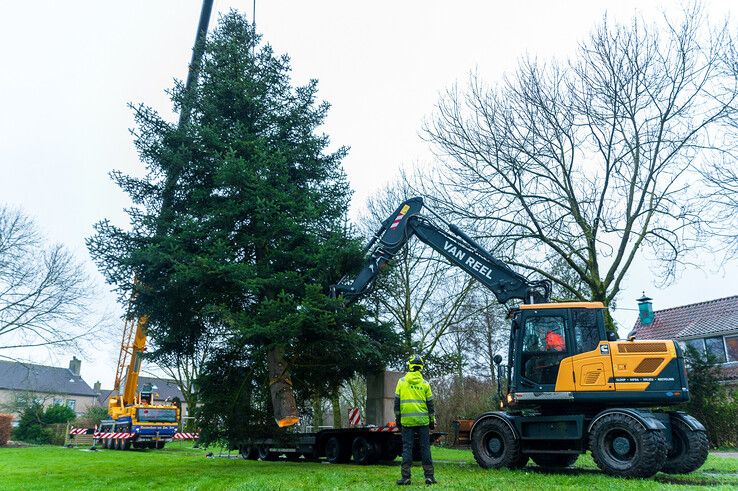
left=0, top=388, right=97, bottom=417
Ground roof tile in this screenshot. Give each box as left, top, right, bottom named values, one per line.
left=0, top=360, right=97, bottom=397
left=631, top=295, right=738, bottom=340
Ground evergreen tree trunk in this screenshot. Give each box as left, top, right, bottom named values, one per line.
left=331, top=392, right=341, bottom=429
left=312, top=398, right=324, bottom=428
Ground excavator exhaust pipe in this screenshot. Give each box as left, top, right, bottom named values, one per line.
left=267, top=346, right=299, bottom=427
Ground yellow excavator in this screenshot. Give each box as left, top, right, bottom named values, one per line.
left=332, top=197, right=709, bottom=478
left=96, top=311, right=180, bottom=450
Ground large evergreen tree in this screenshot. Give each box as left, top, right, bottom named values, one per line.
left=88, top=12, right=398, bottom=439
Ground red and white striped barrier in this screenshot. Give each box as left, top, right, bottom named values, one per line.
left=69, top=428, right=89, bottom=435
left=348, top=408, right=361, bottom=426
left=173, top=432, right=199, bottom=440
left=368, top=426, right=399, bottom=433
left=94, top=432, right=134, bottom=439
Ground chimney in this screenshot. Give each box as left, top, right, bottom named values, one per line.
left=93, top=381, right=101, bottom=393
left=68, top=356, right=81, bottom=376
left=637, top=293, right=654, bottom=325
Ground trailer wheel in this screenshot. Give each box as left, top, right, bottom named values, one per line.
left=352, top=437, right=379, bottom=465
left=105, top=438, right=113, bottom=450
left=155, top=442, right=165, bottom=450
left=122, top=439, right=131, bottom=451
left=589, top=413, right=667, bottom=478
left=661, top=419, right=708, bottom=474
left=324, top=436, right=351, bottom=464
left=531, top=454, right=578, bottom=470
left=115, top=438, right=124, bottom=450
left=471, top=418, right=522, bottom=469
left=258, top=445, right=279, bottom=461
left=240, top=446, right=258, bottom=460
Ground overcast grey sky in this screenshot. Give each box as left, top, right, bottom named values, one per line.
left=1, top=1, right=736, bottom=387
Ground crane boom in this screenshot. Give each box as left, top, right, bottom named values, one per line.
left=111, top=314, right=148, bottom=409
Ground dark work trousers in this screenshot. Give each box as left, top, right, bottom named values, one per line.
left=400, top=425, right=434, bottom=479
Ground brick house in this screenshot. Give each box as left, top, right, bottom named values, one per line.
left=630, top=294, right=738, bottom=386
left=0, top=357, right=99, bottom=416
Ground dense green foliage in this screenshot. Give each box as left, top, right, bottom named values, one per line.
left=684, top=346, right=738, bottom=448
left=87, top=11, right=399, bottom=442
left=1, top=445, right=737, bottom=489
left=12, top=403, right=75, bottom=444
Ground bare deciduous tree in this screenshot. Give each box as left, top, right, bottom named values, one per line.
left=423, top=6, right=738, bottom=328
left=0, top=205, right=95, bottom=354
left=361, top=180, right=478, bottom=374
left=150, top=327, right=223, bottom=430
left=701, top=151, right=738, bottom=257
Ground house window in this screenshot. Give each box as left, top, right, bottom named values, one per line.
left=52, top=399, right=63, bottom=406
left=66, top=399, right=76, bottom=411
left=727, top=335, right=738, bottom=362
left=705, top=336, right=727, bottom=363
left=685, top=338, right=705, bottom=354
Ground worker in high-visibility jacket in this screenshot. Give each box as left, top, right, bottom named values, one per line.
left=394, top=354, right=436, bottom=486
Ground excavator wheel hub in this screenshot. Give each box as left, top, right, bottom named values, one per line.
left=612, top=436, right=632, bottom=457
left=487, top=437, right=503, bottom=455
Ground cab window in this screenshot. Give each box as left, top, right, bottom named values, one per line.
left=523, top=315, right=567, bottom=352
left=573, top=309, right=601, bottom=353
left=521, top=315, right=568, bottom=386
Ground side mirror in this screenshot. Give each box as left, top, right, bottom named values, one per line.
left=607, top=331, right=618, bottom=341
left=493, top=354, right=503, bottom=365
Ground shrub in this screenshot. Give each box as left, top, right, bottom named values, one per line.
left=684, top=346, right=738, bottom=448
left=0, top=413, right=13, bottom=446
left=13, top=403, right=76, bottom=445
left=429, top=375, right=496, bottom=442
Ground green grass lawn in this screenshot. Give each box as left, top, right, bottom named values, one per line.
left=1, top=444, right=736, bottom=490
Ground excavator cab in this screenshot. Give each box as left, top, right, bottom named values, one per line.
left=508, top=303, right=608, bottom=401
left=505, top=302, right=690, bottom=408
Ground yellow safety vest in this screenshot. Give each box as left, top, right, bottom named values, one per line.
left=395, top=371, right=433, bottom=427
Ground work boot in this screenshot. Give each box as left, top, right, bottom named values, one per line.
left=425, top=477, right=438, bottom=485
left=396, top=478, right=411, bottom=486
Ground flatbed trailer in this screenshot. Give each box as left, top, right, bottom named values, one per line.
left=236, top=426, right=444, bottom=465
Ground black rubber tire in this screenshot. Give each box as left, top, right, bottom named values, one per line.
left=471, top=418, right=522, bottom=469
left=122, top=439, right=131, bottom=451
left=258, top=445, right=279, bottom=461
left=662, top=419, right=709, bottom=474
left=285, top=452, right=302, bottom=462
left=324, top=437, right=351, bottom=464
left=240, top=446, right=258, bottom=460
left=155, top=442, right=165, bottom=450
left=531, top=454, right=578, bottom=469
left=351, top=437, right=379, bottom=465
left=589, top=413, right=667, bottom=478
left=511, top=453, right=529, bottom=469
left=105, top=438, right=113, bottom=450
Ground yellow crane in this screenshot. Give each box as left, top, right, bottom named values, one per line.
left=96, top=310, right=180, bottom=450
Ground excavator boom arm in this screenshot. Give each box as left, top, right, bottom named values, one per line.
left=333, top=197, right=550, bottom=305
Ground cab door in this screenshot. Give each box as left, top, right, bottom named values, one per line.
left=516, top=309, right=570, bottom=392
left=569, top=309, right=614, bottom=392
